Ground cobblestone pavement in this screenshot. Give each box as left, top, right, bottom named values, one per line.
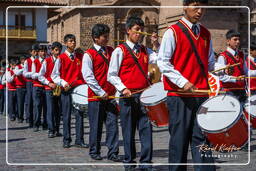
left=0, top=114, right=255, bottom=171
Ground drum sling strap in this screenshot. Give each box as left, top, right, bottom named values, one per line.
left=123, top=42, right=152, bottom=86
left=91, top=46, right=109, bottom=65
left=176, top=21, right=208, bottom=80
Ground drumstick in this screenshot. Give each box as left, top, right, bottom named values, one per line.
left=113, top=39, right=125, bottom=42
left=176, top=89, right=226, bottom=94
left=232, top=76, right=256, bottom=79
left=211, top=63, right=241, bottom=73
left=132, top=31, right=163, bottom=38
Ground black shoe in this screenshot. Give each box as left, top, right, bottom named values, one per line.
left=10, top=117, right=15, bottom=121
left=18, top=119, right=24, bottom=123
left=55, top=132, right=62, bottom=137
left=125, top=168, right=136, bottom=171
left=33, top=127, right=39, bottom=132
left=25, top=119, right=29, bottom=123
left=42, top=125, right=48, bottom=130
left=91, top=155, right=103, bottom=160
left=108, top=155, right=122, bottom=162
left=74, top=143, right=89, bottom=148
left=139, top=168, right=157, bottom=171
left=48, top=133, right=54, bottom=138
left=63, top=143, right=71, bottom=148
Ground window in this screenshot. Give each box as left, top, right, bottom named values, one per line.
left=15, top=14, right=26, bottom=28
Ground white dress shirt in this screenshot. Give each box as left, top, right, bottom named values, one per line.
left=107, top=40, right=158, bottom=92
left=6, top=69, right=15, bottom=83
left=38, top=56, right=57, bottom=85
left=157, top=17, right=215, bottom=89
left=82, top=43, right=106, bottom=96
left=1, top=72, right=6, bottom=85
left=51, top=50, right=74, bottom=87
left=14, top=64, right=24, bottom=76
left=31, top=57, right=44, bottom=80
left=246, top=55, right=256, bottom=76
left=23, top=56, right=35, bottom=78
left=216, top=47, right=247, bottom=83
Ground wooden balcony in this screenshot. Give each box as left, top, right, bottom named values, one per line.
left=0, top=25, right=37, bottom=40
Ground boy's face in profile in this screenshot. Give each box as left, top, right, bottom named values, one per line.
left=31, top=50, right=38, bottom=57
left=38, top=50, right=46, bottom=58
left=184, top=2, right=206, bottom=24
left=250, top=49, right=256, bottom=58
left=227, top=36, right=240, bottom=50
left=65, top=38, right=76, bottom=52
left=95, top=33, right=109, bottom=47
left=127, top=24, right=144, bottom=44
left=51, top=47, right=61, bottom=57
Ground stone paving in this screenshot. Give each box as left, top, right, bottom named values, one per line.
left=0, top=114, right=255, bottom=171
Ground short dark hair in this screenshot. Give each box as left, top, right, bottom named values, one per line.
left=64, top=34, right=76, bottom=43
left=91, top=24, right=110, bottom=41
left=183, top=0, right=208, bottom=5
left=125, top=16, right=144, bottom=30
left=51, top=41, right=63, bottom=50
left=38, top=45, right=47, bottom=51
left=9, top=58, right=17, bottom=65
left=251, top=42, right=256, bottom=51
left=20, top=56, right=26, bottom=61
left=31, top=44, right=39, bottom=51
left=226, top=29, right=240, bottom=39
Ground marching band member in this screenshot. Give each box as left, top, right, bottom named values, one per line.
left=107, top=16, right=159, bottom=170
left=217, top=29, right=247, bottom=104
left=6, top=59, right=18, bottom=121
left=39, top=42, right=62, bottom=138
left=23, top=44, right=38, bottom=127
left=0, top=63, right=5, bottom=115
left=51, top=34, right=87, bottom=148
left=31, top=45, right=47, bottom=132
left=82, top=24, right=120, bottom=161
left=14, top=56, right=27, bottom=123
left=246, top=42, right=256, bottom=95
left=157, top=0, right=216, bottom=170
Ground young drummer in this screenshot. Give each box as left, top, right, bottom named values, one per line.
left=23, top=44, right=39, bottom=127
left=39, top=42, right=62, bottom=138
left=157, top=0, right=216, bottom=170
left=31, top=45, right=47, bottom=132
left=14, top=56, right=27, bottom=123
left=217, top=30, right=247, bottom=104
left=82, top=24, right=120, bottom=161
left=0, top=64, right=5, bottom=115
left=51, top=34, right=87, bottom=148
left=6, top=59, right=18, bottom=121
left=107, top=17, right=159, bottom=170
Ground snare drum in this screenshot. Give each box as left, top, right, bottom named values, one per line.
left=140, top=82, right=169, bottom=127
left=197, top=95, right=248, bottom=149
left=244, top=95, right=256, bottom=129
left=71, top=84, right=88, bottom=112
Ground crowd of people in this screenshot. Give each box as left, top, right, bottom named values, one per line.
left=0, top=0, right=255, bottom=171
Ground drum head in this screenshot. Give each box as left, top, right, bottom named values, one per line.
left=197, top=95, right=241, bottom=132
left=244, top=95, right=256, bottom=117
left=71, top=84, right=88, bottom=105
left=140, top=82, right=167, bottom=106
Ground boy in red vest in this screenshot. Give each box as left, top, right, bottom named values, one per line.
left=82, top=24, right=120, bottom=161
left=39, top=42, right=62, bottom=138
left=108, top=17, right=159, bottom=170
left=31, top=45, right=47, bottom=132
left=14, top=56, right=27, bottom=123
left=6, top=59, right=18, bottom=121
left=0, top=64, right=5, bottom=115
left=51, top=34, right=87, bottom=148
left=157, top=0, right=216, bottom=170
left=247, top=42, right=256, bottom=95
left=23, top=44, right=39, bottom=127
left=217, top=29, right=247, bottom=103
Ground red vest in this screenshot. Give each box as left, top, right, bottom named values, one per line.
left=118, top=44, right=149, bottom=90
left=32, top=58, right=44, bottom=87
left=0, top=74, right=5, bottom=89
left=163, top=20, right=210, bottom=97
left=220, top=50, right=245, bottom=90
left=86, top=46, right=116, bottom=101
left=7, top=68, right=16, bottom=90
left=246, top=56, right=256, bottom=90
left=44, top=56, right=56, bottom=90
left=15, top=64, right=26, bottom=88
left=59, top=52, right=85, bottom=88
left=26, top=57, right=33, bottom=82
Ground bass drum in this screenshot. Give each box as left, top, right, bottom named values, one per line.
left=71, top=84, right=88, bottom=114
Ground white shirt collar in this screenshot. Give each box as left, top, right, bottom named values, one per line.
left=181, top=17, right=200, bottom=30
left=249, top=55, right=255, bottom=62
left=93, top=43, right=102, bottom=51
left=38, top=56, right=44, bottom=62
left=65, top=50, right=74, bottom=58
left=227, top=47, right=237, bottom=56
left=30, top=56, right=35, bottom=61
left=126, top=39, right=141, bottom=50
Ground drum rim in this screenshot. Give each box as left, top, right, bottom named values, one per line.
left=197, top=94, right=246, bottom=133
left=140, top=96, right=167, bottom=106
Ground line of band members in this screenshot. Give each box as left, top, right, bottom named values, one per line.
left=0, top=16, right=256, bottom=170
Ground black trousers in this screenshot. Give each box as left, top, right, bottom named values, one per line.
left=167, top=96, right=216, bottom=171
left=88, top=100, right=119, bottom=159
left=61, top=90, right=84, bottom=144
left=45, top=90, right=60, bottom=133
left=33, top=87, right=47, bottom=128
left=0, top=89, right=4, bottom=115
left=119, top=93, right=152, bottom=169
left=8, top=90, right=17, bottom=119
left=25, top=82, right=33, bottom=126
left=16, top=87, right=26, bottom=121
